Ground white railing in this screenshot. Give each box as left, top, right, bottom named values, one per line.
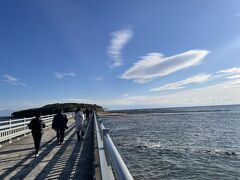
left=94, top=113, right=133, bottom=180
left=0, top=114, right=73, bottom=144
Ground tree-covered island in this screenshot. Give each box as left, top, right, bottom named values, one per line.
left=11, top=103, right=104, bottom=118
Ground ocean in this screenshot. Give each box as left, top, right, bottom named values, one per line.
left=0, top=116, right=11, bottom=121
left=102, top=105, right=240, bottom=179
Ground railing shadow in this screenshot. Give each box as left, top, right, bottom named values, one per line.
left=1, top=115, right=94, bottom=180
left=0, top=123, right=75, bottom=179
left=36, top=114, right=93, bottom=180
left=0, top=147, right=33, bottom=155
left=9, top=124, right=76, bottom=180
left=37, top=116, right=94, bottom=180
left=71, top=116, right=94, bottom=180
left=34, top=132, right=78, bottom=179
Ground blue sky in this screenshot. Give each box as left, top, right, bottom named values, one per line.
left=1, top=0, right=240, bottom=115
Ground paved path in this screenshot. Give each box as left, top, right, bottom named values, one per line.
left=0, top=117, right=94, bottom=180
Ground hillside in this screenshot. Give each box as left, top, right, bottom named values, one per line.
left=11, top=103, right=104, bottom=118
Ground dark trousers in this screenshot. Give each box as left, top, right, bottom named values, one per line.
left=76, top=131, right=84, bottom=141
left=56, top=128, right=65, bottom=143
left=32, top=133, right=42, bottom=154
left=76, top=131, right=81, bottom=141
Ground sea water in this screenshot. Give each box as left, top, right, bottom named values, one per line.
left=102, top=105, right=240, bottom=179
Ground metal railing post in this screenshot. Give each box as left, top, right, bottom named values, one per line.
left=9, top=119, right=12, bottom=143
left=98, top=119, right=103, bottom=140
left=9, top=118, right=12, bottom=133
left=24, top=117, right=26, bottom=136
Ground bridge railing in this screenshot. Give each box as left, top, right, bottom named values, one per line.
left=0, top=113, right=73, bottom=144
left=94, top=113, right=133, bottom=180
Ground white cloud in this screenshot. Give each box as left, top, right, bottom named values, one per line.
left=226, top=74, right=240, bottom=79
left=222, top=79, right=240, bottom=88
left=2, top=75, right=240, bottom=111
left=95, top=67, right=240, bottom=108
left=97, top=80, right=240, bottom=108
left=217, top=67, right=240, bottom=80
left=2, top=74, right=26, bottom=86
left=54, top=72, right=76, bottom=79
left=96, top=76, right=103, bottom=81
left=121, top=50, right=209, bottom=83
left=150, top=73, right=211, bottom=92
left=217, top=67, right=240, bottom=75
left=235, top=12, right=240, bottom=18
left=108, top=28, right=133, bottom=68
left=4, top=66, right=240, bottom=111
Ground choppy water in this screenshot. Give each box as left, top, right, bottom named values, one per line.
left=102, top=105, right=240, bottom=179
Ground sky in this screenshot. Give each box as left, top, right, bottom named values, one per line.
left=1, top=0, right=240, bottom=115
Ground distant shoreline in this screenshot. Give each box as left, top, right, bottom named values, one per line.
left=108, top=104, right=240, bottom=112
left=98, top=112, right=128, bottom=117
left=106, top=104, right=240, bottom=115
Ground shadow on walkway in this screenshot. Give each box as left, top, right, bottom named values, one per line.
left=34, top=132, right=78, bottom=179
left=1, top=116, right=94, bottom=180
left=73, top=116, right=94, bottom=180
left=0, top=123, right=75, bottom=179
left=0, top=147, right=34, bottom=155
left=36, top=116, right=94, bottom=180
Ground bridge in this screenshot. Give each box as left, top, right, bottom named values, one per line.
left=0, top=113, right=133, bottom=180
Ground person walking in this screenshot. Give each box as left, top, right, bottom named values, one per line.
left=52, top=109, right=68, bottom=145
left=28, top=112, right=46, bottom=157
left=74, top=107, right=85, bottom=142
left=84, top=108, right=90, bottom=123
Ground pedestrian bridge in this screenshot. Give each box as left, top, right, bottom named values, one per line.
left=0, top=113, right=133, bottom=180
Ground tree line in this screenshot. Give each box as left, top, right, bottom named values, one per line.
left=11, top=103, right=104, bottom=118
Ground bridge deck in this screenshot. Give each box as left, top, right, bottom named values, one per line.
left=0, top=117, right=94, bottom=180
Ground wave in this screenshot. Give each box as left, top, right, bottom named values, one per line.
left=117, top=141, right=240, bottom=158
left=206, top=149, right=239, bottom=156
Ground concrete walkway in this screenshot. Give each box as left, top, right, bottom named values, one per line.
left=0, top=117, right=94, bottom=180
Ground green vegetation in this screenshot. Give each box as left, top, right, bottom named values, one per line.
left=11, top=103, right=104, bottom=118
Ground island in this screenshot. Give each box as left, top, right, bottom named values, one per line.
left=11, top=103, right=104, bottom=118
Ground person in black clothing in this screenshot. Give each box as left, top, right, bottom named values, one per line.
left=84, top=108, right=90, bottom=123
left=28, top=113, right=46, bottom=157
left=52, top=109, right=68, bottom=145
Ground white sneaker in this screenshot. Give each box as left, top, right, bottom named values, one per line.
left=35, top=153, right=39, bottom=157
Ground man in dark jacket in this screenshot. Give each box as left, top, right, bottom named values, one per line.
left=84, top=108, right=90, bottom=123
left=29, top=112, right=46, bottom=157
left=52, top=109, right=68, bottom=145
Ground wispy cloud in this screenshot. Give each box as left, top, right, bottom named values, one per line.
left=2, top=74, right=26, bottom=86
left=235, top=12, right=240, bottom=18
left=54, top=72, right=76, bottom=79
left=35, top=67, right=240, bottom=109
left=97, top=80, right=240, bottom=108
left=217, top=67, right=240, bottom=79
left=150, top=73, right=211, bottom=92
left=226, top=74, right=240, bottom=79
left=223, top=79, right=240, bottom=88
left=96, top=76, right=103, bottom=81
left=150, top=67, right=240, bottom=93
left=217, top=67, right=240, bottom=75
left=121, top=50, right=209, bottom=83
left=108, top=28, right=133, bottom=68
